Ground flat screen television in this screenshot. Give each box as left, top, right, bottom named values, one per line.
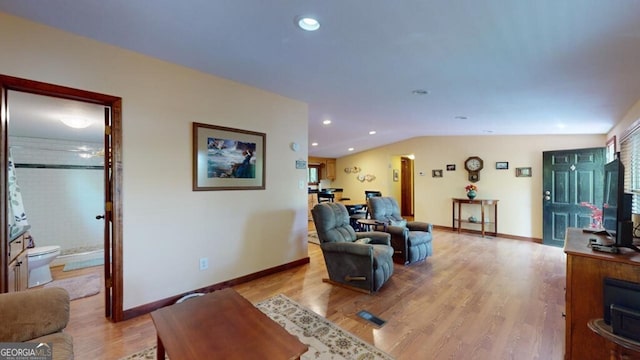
left=602, top=158, right=639, bottom=252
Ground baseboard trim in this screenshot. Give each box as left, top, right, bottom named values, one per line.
left=435, top=225, right=542, bottom=243
left=122, top=256, right=310, bottom=320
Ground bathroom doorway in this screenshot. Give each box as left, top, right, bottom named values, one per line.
left=0, top=75, right=124, bottom=321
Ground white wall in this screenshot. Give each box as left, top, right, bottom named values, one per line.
left=10, top=137, right=104, bottom=255
left=0, top=12, right=309, bottom=309
left=333, top=134, right=606, bottom=239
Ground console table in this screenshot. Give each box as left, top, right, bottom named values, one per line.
left=451, top=198, right=498, bottom=237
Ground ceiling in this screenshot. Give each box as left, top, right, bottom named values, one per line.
left=2, top=1, right=640, bottom=158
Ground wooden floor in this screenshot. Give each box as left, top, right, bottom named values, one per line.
left=54, top=227, right=567, bottom=359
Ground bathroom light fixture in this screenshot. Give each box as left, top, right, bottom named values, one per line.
left=296, top=16, right=320, bottom=31
left=60, top=116, right=91, bottom=129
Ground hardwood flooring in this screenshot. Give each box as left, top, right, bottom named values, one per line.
left=54, top=228, right=566, bottom=359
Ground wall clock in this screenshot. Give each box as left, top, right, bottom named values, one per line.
left=464, top=156, right=484, bottom=182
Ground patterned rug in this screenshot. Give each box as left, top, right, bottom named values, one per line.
left=44, top=273, right=100, bottom=300
left=119, top=294, right=393, bottom=360
left=308, top=231, right=320, bottom=245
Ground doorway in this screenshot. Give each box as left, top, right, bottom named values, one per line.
left=401, top=156, right=414, bottom=217
left=542, top=147, right=605, bottom=247
left=0, top=75, right=124, bottom=321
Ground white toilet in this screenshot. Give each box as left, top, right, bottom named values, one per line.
left=27, top=245, right=61, bottom=288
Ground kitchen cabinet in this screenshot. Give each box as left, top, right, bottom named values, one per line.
left=308, top=156, right=337, bottom=181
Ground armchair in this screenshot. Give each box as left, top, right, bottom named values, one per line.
left=311, top=202, right=394, bottom=293
left=0, top=287, right=74, bottom=360
left=368, top=196, right=433, bottom=265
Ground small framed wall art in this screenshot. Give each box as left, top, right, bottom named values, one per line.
left=496, top=162, right=509, bottom=170
left=516, top=167, right=532, bottom=177
left=446, top=164, right=456, bottom=171
left=432, top=169, right=443, bottom=178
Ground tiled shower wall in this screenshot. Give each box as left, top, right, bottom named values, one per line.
left=10, top=137, right=104, bottom=255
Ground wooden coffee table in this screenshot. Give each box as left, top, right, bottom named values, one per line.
left=150, top=288, right=308, bottom=360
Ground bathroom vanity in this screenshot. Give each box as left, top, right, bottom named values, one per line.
left=7, top=226, right=30, bottom=292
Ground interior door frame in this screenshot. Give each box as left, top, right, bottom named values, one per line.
left=0, top=74, right=124, bottom=322
left=400, top=157, right=414, bottom=216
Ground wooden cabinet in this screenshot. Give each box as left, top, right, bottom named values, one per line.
left=564, top=228, right=640, bottom=360
left=7, top=232, right=29, bottom=292
left=326, top=159, right=336, bottom=181
left=308, top=157, right=336, bottom=181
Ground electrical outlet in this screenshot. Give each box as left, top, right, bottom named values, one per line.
left=199, top=257, right=208, bottom=270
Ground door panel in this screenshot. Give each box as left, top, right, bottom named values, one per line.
left=543, top=148, right=605, bottom=247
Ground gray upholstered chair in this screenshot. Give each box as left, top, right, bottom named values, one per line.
left=311, top=202, right=394, bottom=293
left=368, top=196, right=433, bottom=265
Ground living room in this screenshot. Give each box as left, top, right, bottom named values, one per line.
left=2, top=2, right=640, bottom=359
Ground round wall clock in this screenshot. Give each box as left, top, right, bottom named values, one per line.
left=464, top=156, right=484, bottom=182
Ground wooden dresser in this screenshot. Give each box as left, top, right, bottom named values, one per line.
left=564, top=228, right=640, bottom=360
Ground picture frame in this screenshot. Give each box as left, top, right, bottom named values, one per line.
left=516, top=167, right=531, bottom=177
left=393, top=169, right=399, bottom=182
left=432, top=169, right=443, bottom=178
left=496, top=161, right=509, bottom=170
left=446, top=164, right=456, bottom=171
left=192, top=122, right=266, bottom=191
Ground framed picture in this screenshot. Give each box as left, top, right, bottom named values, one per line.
left=192, top=122, right=266, bottom=191
left=446, top=164, right=456, bottom=171
left=496, top=161, right=509, bottom=170
left=432, top=169, right=443, bottom=178
left=516, top=167, right=531, bottom=177
left=393, top=169, right=399, bottom=182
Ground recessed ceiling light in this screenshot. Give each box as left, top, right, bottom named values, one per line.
left=369, top=130, right=376, bottom=135
left=322, top=119, right=331, bottom=125
left=348, top=147, right=355, bottom=152
left=411, top=89, right=429, bottom=95
left=296, top=16, right=320, bottom=31
left=311, top=142, right=318, bottom=146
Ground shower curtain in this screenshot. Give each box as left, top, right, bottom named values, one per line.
left=8, top=148, right=30, bottom=239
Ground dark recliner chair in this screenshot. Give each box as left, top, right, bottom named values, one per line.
left=368, top=196, right=433, bottom=265
left=311, top=202, right=394, bottom=293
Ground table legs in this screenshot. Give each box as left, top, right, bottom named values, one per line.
left=157, top=336, right=165, bottom=360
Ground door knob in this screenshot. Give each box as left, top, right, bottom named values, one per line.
left=96, top=215, right=105, bottom=220
left=544, top=190, right=550, bottom=195
left=544, top=196, right=551, bottom=201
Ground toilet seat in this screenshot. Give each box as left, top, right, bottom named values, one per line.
left=27, top=245, right=61, bottom=257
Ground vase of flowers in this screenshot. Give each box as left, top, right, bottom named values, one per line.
left=580, top=202, right=603, bottom=229
left=465, top=184, right=477, bottom=199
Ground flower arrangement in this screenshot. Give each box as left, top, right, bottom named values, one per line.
left=465, top=184, right=477, bottom=192
left=580, top=202, right=603, bottom=229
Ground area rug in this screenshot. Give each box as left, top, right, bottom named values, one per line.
left=308, top=230, right=320, bottom=245
left=44, top=273, right=100, bottom=300
left=119, top=294, right=393, bottom=360
left=63, top=257, right=104, bottom=271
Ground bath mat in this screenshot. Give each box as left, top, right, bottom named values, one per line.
left=44, top=273, right=101, bottom=300
left=63, top=257, right=104, bottom=271
left=308, top=231, right=320, bottom=245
